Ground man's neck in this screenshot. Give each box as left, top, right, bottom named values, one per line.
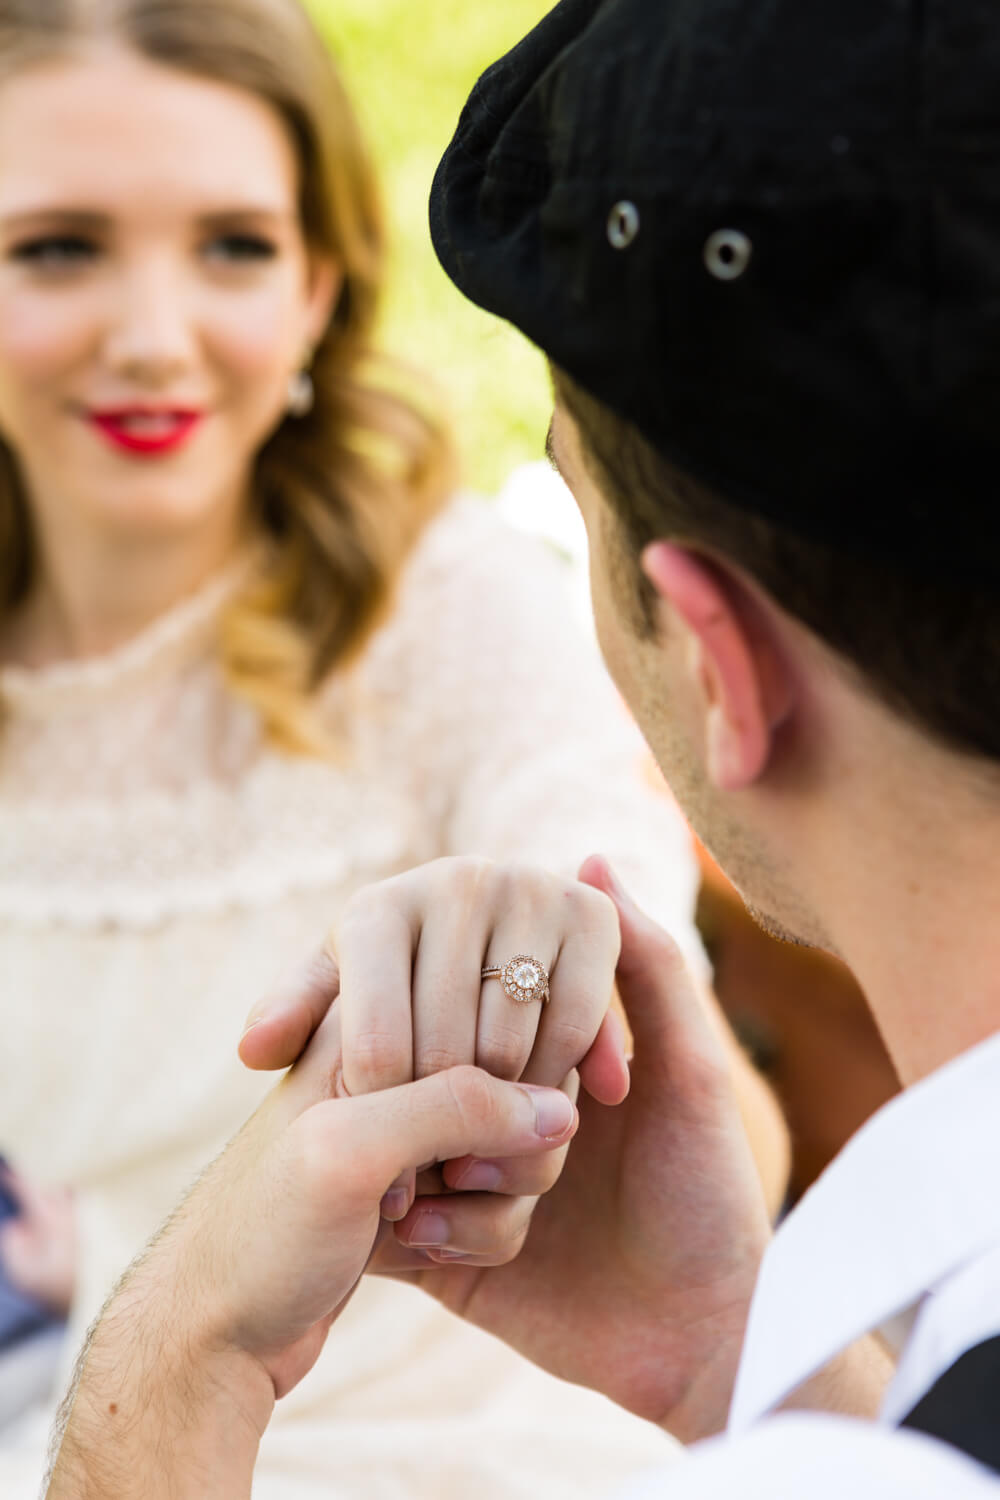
left=789, top=694, right=1000, bottom=1088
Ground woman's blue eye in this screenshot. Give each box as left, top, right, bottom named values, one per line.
left=205, top=234, right=278, bottom=262
left=9, top=236, right=96, bottom=267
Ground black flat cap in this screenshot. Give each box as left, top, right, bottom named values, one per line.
left=430, top=0, right=1000, bottom=584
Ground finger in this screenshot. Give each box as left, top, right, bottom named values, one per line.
left=439, top=1072, right=577, bottom=1198
left=336, top=890, right=415, bottom=1098
left=304, top=1069, right=578, bottom=1223
left=379, top=1176, right=416, bottom=1223
left=578, top=855, right=724, bottom=1066
left=335, top=892, right=424, bottom=1222
left=394, top=1188, right=538, bottom=1260
left=440, top=1136, right=570, bottom=1198
left=517, top=880, right=620, bottom=1088
left=576, top=1008, right=631, bottom=1105
left=283, top=1001, right=344, bottom=1091
left=409, top=890, right=490, bottom=1081
left=370, top=1238, right=520, bottom=1276
left=393, top=892, right=490, bottom=1221
left=239, top=948, right=340, bottom=1071
left=476, top=869, right=564, bottom=1081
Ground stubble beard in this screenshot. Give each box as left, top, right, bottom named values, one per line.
left=633, top=675, right=824, bottom=951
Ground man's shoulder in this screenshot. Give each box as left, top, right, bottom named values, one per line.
left=901, top=1334, right=1000, bottom=1475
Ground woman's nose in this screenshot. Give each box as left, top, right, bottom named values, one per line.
left=101, top=257, right=199, bottom=384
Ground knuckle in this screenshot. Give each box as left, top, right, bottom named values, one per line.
left=443, top=1064, right=499, bottom=1130
left=293, top=1106, right=352, bottom=1202
left=543, top=1014, right=597, bottom=1060
left=414, top=1043, right=468, bottom=1080
left=429, top=854, right=493, bottom=896
left=344, top=1028, right=409, bottom=1091
left=530, top=1147, right=568, bottom=1194
left=336, top=882, right=388, bottom=941
left=576, top=882, right=622, bottom=948
left=494, top=860, right=553, bottom=909
left=476, top=1022, right=530, bottom=1081
left=491, top=1221, right=532, bottom=1267
left=410, top=857, right=494, bottom=930
left=648, top=923, right=688, bottom=974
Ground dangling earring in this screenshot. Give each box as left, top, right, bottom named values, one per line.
left=287, top=349, right=315, bottom=418
left=287, top=366, right=314, bottom=418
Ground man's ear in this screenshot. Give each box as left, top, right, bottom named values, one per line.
left=641, top=542, right=793, bottom=790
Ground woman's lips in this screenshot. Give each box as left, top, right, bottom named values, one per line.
left=88, top=409, right=203, bottom=456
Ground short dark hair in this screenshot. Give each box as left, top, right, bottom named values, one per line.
left=554, top=367, right=1000, bottom=766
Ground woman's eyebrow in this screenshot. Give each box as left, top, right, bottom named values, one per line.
left=0, top=207, right=108, bottom=231
left=195, top=206, right=296, bottom=227
left=0, top=205, right=296, bottom=231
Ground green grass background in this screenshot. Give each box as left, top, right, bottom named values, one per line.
left=306, top=0, right=551, bottom=493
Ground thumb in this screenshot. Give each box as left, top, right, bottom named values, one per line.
left=578, top=855, right=719, bottom=1062
left=305, top=1067, right=578, bottom=1213
left=239, top=949, right=340, bottom=1072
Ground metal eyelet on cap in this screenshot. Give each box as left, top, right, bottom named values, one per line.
left=607, top=200, right=640, bottom=250
left=703, top=228, right=753, bottom=281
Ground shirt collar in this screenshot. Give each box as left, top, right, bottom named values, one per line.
left=729, top=1029, right=1000, bottom=1433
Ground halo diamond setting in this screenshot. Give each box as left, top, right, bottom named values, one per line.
left=499, top=954, right=550, bottom=1004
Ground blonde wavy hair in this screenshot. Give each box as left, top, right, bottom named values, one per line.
left=0, top=0, right=454, bottom=752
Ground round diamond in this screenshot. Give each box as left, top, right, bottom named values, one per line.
left=513, top=962, right=539, bottom=989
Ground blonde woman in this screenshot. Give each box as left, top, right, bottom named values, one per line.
left=0, top=1, right=786, bottom=1495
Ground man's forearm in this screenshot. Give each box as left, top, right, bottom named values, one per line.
left=46, top=1287, right=273, bottom=1500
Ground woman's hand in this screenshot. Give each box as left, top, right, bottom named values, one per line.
left=0, top=1162, right=75, bottom=1316
left=240, top=857, right=630, bottom=1263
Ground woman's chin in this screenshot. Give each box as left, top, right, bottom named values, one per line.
left=74, top=484, right=246, bottom=544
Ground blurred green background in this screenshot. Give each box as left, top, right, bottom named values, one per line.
left=306, top=0, right=551, bottom=494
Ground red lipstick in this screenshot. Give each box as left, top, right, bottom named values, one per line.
left=88, top=408, right=203, bottom=456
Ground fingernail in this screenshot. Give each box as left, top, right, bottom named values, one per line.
left=240, top=1011, right=264, bottom=1038
left=406, top=1211, right=450, bottom=1248
left=430, top=1249, right=469, bottom=1262
left=520, top=1085, right=575, bottom=1140
left=454, top=1160, right=503, bottom=1192
left=380, top=1188, right=409, bottom=1221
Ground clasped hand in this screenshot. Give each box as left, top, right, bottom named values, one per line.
left=106, top=855, right=771, bottom=1445
left=121, top=857, right=626, bottom=1405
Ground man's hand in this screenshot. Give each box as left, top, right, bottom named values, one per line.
left=243, top=857, right=772, bottom=1443
left=46, top=1050, right=578, bottom=1500
left=414, top=857, right=772, bottom=1441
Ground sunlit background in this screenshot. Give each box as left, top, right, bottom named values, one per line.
left=307, top=0, right=552, bottom=494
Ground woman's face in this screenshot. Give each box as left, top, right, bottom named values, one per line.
left=0, top=45, right=339, bottom=545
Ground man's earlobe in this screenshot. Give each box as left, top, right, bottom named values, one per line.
left=641, top=542, right=791, bottom=790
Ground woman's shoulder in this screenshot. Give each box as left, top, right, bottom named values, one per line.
left=403, top=490, right=571, bottom=591
left=346, top=481, right=627, bottom=763
left=363, top=485, right=589, bottom=677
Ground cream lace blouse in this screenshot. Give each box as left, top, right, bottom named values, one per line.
left=0, top=499, right=700, bottom=1497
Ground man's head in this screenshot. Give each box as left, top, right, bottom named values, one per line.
left=430, top=0, right=1000, bottom=943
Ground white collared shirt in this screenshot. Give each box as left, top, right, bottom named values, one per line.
left=620, top=1030, right=1000, bottom=1495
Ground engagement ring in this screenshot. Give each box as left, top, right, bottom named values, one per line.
left=481, top=954, right=550, bottom=1004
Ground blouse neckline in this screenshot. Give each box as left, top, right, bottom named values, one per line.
left=0, top=552, right=257, bottom=717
